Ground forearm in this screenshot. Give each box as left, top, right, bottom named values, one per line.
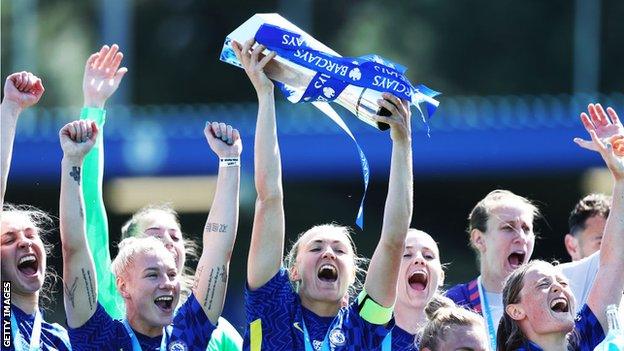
left=248, top=91, right=286, bottom=289
left=381, top=140, right=413, bottom=244
left=60, top=157, right=98, bottom=327
left=80, top=108, right=109, bottom=248
left=78, top=108, right=124, bottom=317
left=60, top=158, right=91, bottom=252
left=254, top=91, right=283, bottom=200
left=365, top=139, right=413, bottom=306
left=194, top=165, right=240, bottom=324
left=0, top=102, right=21, bottom=204
left=588, top=179, right=624, bottom=329
left=598, top=180, right=624, bottom=273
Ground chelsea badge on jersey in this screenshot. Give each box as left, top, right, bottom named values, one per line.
left=329, top=328, right=346, bottom=347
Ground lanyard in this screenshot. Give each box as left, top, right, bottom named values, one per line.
left=122, top=319, right=170, bottom=351
left=11, top=309, right=42, bottom=351
left=477, top=276, right=497, bottom=351
left=300, top=314, right=393, bottom=351
left=301, top=316, right=335, bottom=351
left=381, top=332, right=392, bottom=350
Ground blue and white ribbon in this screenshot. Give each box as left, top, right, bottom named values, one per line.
left=221, top=23, right=440, bottom=229
left=254, top=24, right=440, bottom=116
left=255, top=24, right=440, bottom=229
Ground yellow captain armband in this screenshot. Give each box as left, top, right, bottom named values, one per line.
left=357, top=289, right=394, bottom=325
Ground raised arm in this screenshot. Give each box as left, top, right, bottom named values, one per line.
left=232, top=39, right=283, bottom=289
left=582, top=106, right=624, bottom=330
left=1, top=72, right=44, bottom=206
left=59, top=120, right=100, bottom=328
left=364, top=93, right=413, bottom=307
left=80, top=44, right=128, bottom=319
left=192, top=122, right=242, bottom=325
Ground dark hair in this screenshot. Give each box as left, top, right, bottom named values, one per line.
left=2, top=204, right=60, bottom=311
left=497, top=260, right=540, bottom=350
left=568, top=193, right=611, bottom=236
left=498, top=260, right=581, bottom=351
left=420, top=294, right=485, bottom=350
left=467, top=190, right=540, bottom=256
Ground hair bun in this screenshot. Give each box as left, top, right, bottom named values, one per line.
left=425, top=293, right=456, bottom=319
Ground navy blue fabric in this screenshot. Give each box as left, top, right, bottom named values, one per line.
left=7, top=303, right=71, bottom=351
left=68, top=294, right=215, bottom=350
left=516, top=304, right=605, bottom=351
left=243, top=267, right=393, bottom=351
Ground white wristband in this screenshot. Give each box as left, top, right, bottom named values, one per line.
left=219, top=157, right=240, bottom=167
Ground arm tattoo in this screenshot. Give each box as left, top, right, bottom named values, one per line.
left=193, top=265, right=204, bottom=290
left=70, top=166, right=81, bottom=185
left=202, top=265, right=227, bottom=309
left=64, top=277, right=79, bottom=309
left=220, top=264, right=227, bottom=283
left=204, top=222, right=228, bottom=233
left=81, top=268, right=96, bottom=310
left=78, top=198, right=84, bottom=219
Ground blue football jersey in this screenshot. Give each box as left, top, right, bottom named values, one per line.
left=7, top=304, right=71, bottom=351
left=68, top=294, right=215, bottom=350
left=243, top=267, right=393, bottom=351
left=517, top=304, right=605, bottom=351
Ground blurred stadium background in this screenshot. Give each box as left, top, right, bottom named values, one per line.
left=2, top=0, right=623, bottom=332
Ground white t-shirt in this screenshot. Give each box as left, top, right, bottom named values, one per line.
left=477, top=278, right=503, bottom=348
left=557, top=250, right=624, bottom=320
left=485, top=290, right=504, bottom=332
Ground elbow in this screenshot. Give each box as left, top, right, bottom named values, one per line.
left=378, top=236, right=406, bottom=254
left=255, top=195, right=283, bottom=209
left=61, top=244, right=80, bottom=259
left=255, top=187, right=283, bottom=203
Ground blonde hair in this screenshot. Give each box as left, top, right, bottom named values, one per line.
left=420, top=294, right=485, bottom=350
left=120, top=204, right=198, bottom=300
left=111, top=236, right=176, bottom=280
left=284, top=223, right=369, bottom=301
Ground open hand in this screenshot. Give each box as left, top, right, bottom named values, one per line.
left=574, top=103, right=623, bottom=153
left=83, top=44, right=128, bottom=108
left=578, top=106, right=624, bottom=181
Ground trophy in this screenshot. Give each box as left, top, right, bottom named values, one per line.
left=220, top=14, right=440, bottom=229
left=220, top=13, right=440, bottom=131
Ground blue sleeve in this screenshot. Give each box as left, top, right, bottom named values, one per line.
left=170, top=294, right=217, bottom=350
left=343, top=300, right=394, bottom=349
left=445, top=283, right=471, bottom=307
left=572, top=304, right=605, bottom=350
left=68, top=302, right=130, bottom=350
left=244, top=267, right=295, bottom=323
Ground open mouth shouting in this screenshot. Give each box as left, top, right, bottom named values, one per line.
left=507, top=251, right=526, bottom=270
left=17, top=254, right=39, bottom=278
left=154, top=295, right=174, bottom=313
left=550, top=297, right=570, bottom=314
left=317, top=264, right=338, bottom=283
left=408, top=270, right=428, bottom=292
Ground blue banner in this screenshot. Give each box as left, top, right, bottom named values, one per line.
left=249, top=23, right=441, bottom=229
left=255, top=23, right=441, bottom=113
